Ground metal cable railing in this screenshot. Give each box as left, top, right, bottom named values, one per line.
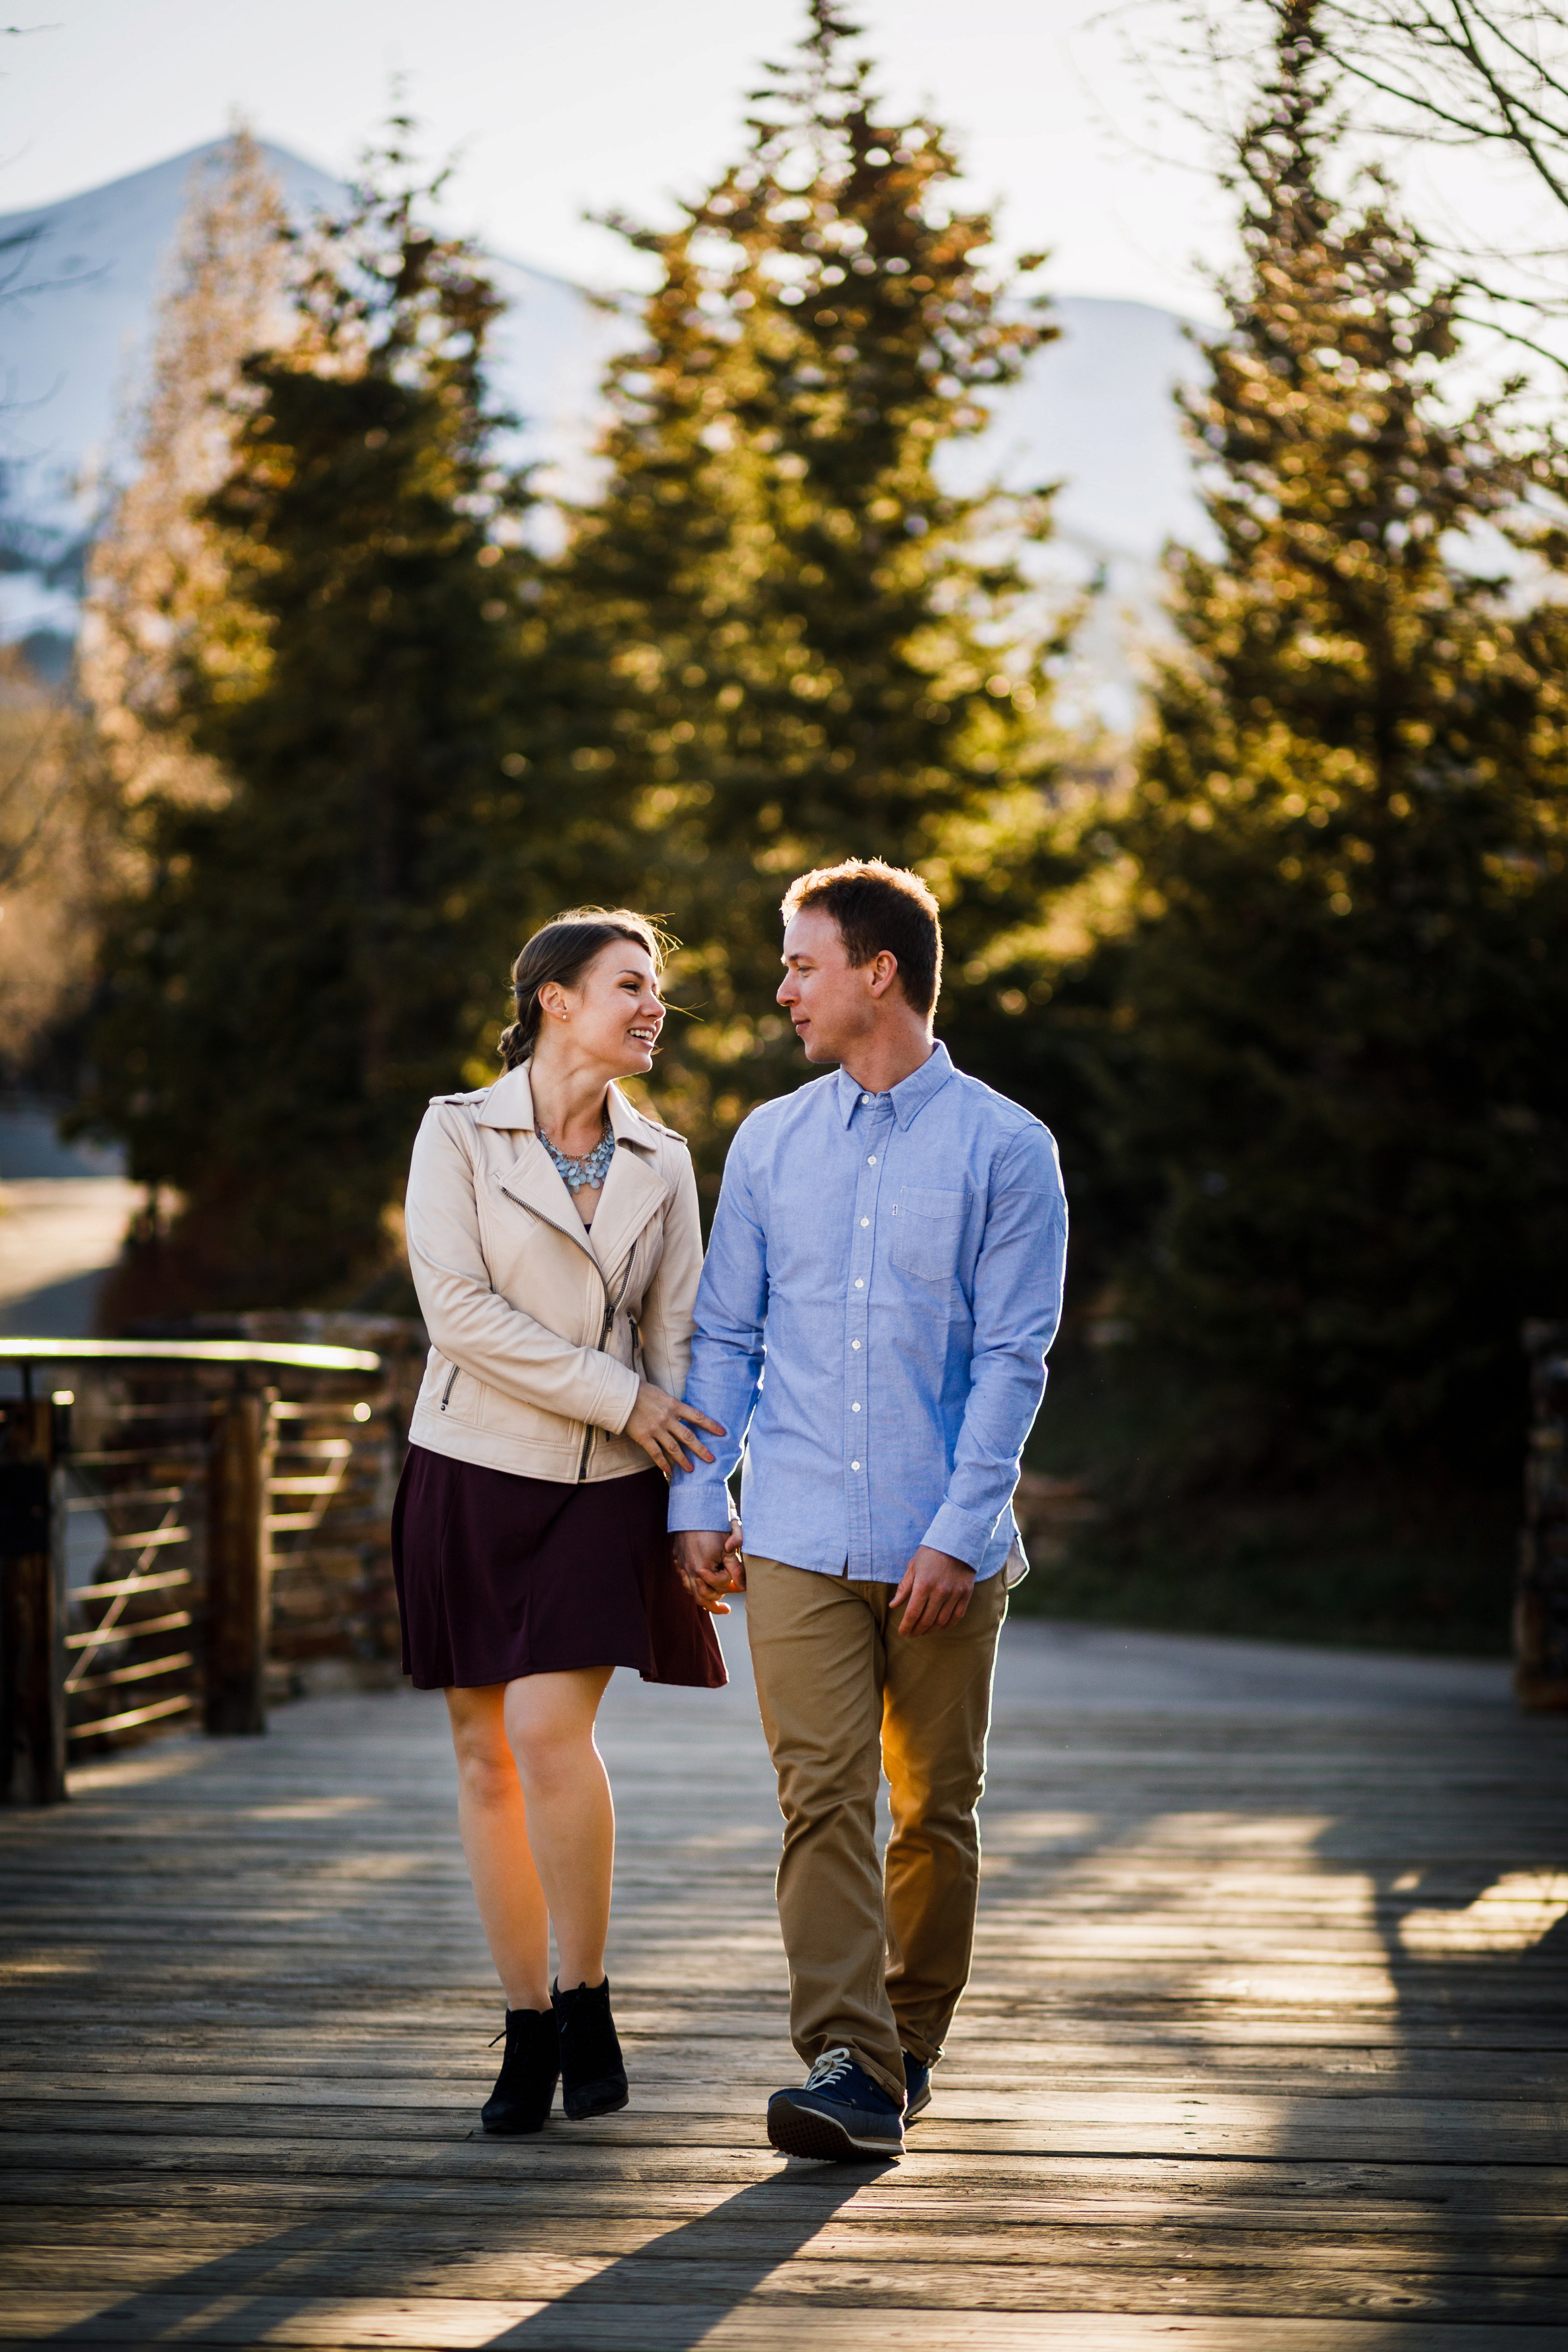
left=61, top=1401, right=211, bottom=1746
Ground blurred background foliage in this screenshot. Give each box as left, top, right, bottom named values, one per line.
left=12, top=0, right=1565, bottom=1650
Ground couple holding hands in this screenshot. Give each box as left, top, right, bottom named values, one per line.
left=392, top=857, right=1068, bottom=2162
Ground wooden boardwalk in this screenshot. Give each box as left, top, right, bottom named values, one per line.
left=2, top=1609, right=1566, bottom=2350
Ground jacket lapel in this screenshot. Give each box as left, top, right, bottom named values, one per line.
left=495, top=1135, right=595, bottom=1258
left=479, top=1066, right=668, bottom=1274
left=587, top=1142, right=666, bottom=1281
left=478, top=1066, right=593, bottom=1256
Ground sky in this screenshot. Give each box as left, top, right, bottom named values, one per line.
left=3, top=0, right=1241, bottom=313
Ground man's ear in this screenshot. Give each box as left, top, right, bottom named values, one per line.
left=866, top=950, right=900, bottom=1001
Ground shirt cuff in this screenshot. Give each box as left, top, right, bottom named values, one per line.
left=921, top=1501, right=995, bottom=1572
left=667, top=1469, right=735, bottom=1535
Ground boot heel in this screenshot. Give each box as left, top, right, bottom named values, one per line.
left=553, top=1975, right=629, bottom=2120
left=481, top=2006, right=559, bottom=2134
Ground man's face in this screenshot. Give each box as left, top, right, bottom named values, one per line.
left=777, top=905, right=879, bottom=1065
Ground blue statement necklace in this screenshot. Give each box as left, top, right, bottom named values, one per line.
left=538, top=1120, right=616, bottom=1194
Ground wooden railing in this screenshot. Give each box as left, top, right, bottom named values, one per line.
left=0, top=1340, right=383, bottom=1805
left=1518, top=1321, right=1568, bottom=1713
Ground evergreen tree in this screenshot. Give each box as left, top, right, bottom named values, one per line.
left=84, top=130, right=290, bottom=820
left=82, top=128, right=545, bottom=1310
left=1105, top=0, right=1568, bottom=1471
left=538, top=0, right=1082, bottom=1172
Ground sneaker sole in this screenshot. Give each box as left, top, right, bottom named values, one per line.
left=767, top=2096, right=903, bottom=2162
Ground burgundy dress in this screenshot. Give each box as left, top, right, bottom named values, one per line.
left=392, top=1447, right=727, bottom=1692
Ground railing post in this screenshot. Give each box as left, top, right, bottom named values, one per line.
left=205, top=1384, right=271, bottom=1736
left=1517, top=1323, right=1568, bottom=1714
left=0, top=1392, right=67, bottom=1805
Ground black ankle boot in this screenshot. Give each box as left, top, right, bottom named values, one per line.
left=481, top=2006, right=559, bottom=2135
left=552, top=1975, right=629, bottom=2120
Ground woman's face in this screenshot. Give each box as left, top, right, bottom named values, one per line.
left=540, top=940, right=666, bottom=1077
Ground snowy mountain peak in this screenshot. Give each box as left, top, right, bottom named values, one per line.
left=0, top=139, right=1204, bottom=684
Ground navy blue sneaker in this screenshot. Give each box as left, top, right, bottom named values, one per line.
left=902, top=2050, right=931, bottom=2123
left=767, top=2047, right=905, bottom=2161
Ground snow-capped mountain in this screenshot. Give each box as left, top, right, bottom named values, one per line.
left=0, top=140, right=1206, bottom=702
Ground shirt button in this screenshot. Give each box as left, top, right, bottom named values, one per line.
left=860, top=1094, right=872, bottom=1105
left=851, top=1460, right=861, bottom=1471
left=851, top=1401, right=861, bottom=1412
left=867, top=1155, right=876, bottom=1165
left=860, top=1217, right=869, bottom=1227
left=854, top=1279, right=864, bottom=1289
left=852, top=1340, right=861, bottom=1350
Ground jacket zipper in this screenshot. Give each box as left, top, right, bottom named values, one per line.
left=439, top=1364, right=460, bottom=1412
left=577, top=1299, right=617, bottom=1482
left=499, top=1185, right=634, bottom=1485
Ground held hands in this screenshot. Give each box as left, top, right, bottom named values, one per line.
left=625, top=1382, right=726, bottom=1476
left=675, top=1523, right=746, bottom=1615
left=892, top=1544, right=975, bottom=1636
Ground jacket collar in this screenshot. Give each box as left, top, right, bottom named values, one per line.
left=478, top=1062, right=668, bottom=1275
left=475, top=1061, right=662, bottom=1154
left=834, top=1040, right=955, bottom=1130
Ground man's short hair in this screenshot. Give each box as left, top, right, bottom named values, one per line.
left=780, top=858, right=943, bottom=1021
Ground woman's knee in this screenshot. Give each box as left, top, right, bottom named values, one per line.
left=508, top=1715, right=594, bottom=1796
left=503, top=1669, right=607, bottom=1792
left=452, top=1739, right=518, bottom=1811
left=446, top=1695, right=517, bottom=1808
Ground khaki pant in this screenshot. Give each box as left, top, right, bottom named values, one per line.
left=744, top=1556, right=1008, bottom=2105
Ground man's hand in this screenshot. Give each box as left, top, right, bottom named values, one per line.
left=675, top=1523, right=746, bottom=1615
left=892, top=1545, right=975, bottom=1636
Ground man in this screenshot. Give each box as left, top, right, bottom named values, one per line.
left=670, top=858, right=1068, bottom=2161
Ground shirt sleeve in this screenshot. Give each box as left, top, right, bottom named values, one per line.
left=921, top=1122, right=1068, bottom=1568
left=666, top=1128, right=769, bottom=1534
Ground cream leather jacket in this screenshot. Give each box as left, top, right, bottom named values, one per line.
left=404, top=1062, right=702, bottom=1483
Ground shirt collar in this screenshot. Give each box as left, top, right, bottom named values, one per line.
left=834, top=1040, right=954, bottom=1129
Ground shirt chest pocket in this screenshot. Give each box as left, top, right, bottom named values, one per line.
left=888, top=1185, right=969, bottom=1283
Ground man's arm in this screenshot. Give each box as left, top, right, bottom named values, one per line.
left=914, top=1121, right=1068, bottom=1586
left=668, top=1134, right=769, bottom=1592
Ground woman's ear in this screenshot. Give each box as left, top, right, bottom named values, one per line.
left=537, top=981, right=568, bottom=1025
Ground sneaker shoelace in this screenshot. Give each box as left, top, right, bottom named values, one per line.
left=804, top=2047, right=857, bottom=2092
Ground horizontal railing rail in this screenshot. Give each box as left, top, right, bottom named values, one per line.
left=0, top=1339, right=382, bottom=1374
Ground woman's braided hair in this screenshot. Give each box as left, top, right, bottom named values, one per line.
left=499, top=908, right=671, bottom=1070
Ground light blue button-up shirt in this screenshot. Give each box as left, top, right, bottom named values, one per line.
left=667, top=1042, right=1068, bottom=1582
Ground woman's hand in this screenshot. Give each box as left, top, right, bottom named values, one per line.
left=674, top=1524, right=745, bottom=1615
left=624, top=1382, right=726, bottom=1475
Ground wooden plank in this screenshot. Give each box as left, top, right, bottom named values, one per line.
left=1, top=2082, right=1563, bottom=2165
left=4, top=2290, right=1568, bottom=2350
left=7, top=2158, right=1568, bottom=2223
left=5, top=2245, right=1568, bottom=2321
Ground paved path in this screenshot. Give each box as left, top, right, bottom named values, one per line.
left=2, top=1613, right=1566, bottom=2348
left=0, top=1177, right=140, bottom=1337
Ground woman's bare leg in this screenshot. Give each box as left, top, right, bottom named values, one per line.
left=445, top=1667, right=617, bottom=2004
left=504, top=1665, right=616, bottom=1990
left=445, top=1683, right=551, bottom=2011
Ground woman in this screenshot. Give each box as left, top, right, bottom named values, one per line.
left=393, top=908, right=732, bottom=2138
